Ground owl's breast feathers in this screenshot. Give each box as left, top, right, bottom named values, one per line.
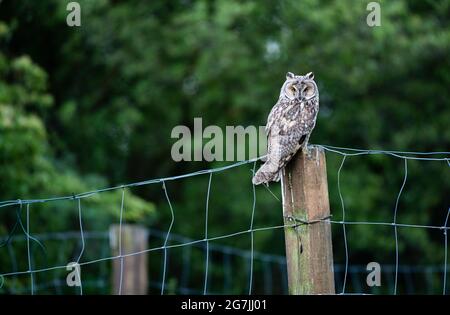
left=266, top=97, right=318, bottom=138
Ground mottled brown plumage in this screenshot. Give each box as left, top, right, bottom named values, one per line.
left=252, top=72, right=319, bottom=185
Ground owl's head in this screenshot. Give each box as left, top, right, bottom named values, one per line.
left=280, top=71, right=317, bottom=101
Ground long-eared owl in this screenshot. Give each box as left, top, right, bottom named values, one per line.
left=253, top=71, right=319, bottom=185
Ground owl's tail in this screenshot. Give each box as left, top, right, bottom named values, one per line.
left=252, top=163, right=281, bottom=185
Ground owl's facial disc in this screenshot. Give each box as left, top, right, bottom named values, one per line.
left=301, top=80, right=317, bottom=100
left=283, top=82, right=299, bottom=100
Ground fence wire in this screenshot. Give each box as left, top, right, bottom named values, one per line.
left=0, top=144, right=449, bottom=295
left=1, top=229, right=448, bottom=295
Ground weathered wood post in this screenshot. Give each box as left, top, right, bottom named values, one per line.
left=281, top=145, right=335, bottom=294
left=110, top=224, right=148, bottom=295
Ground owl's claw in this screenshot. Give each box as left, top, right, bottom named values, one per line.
left=303, top=145, right=310, bottom=157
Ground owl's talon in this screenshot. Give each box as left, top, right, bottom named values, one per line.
left=303, top=145, right=310, bottom=157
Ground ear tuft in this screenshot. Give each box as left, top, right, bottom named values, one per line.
left=305, top=72, right=314, bottom=80
left=286, top=72, right=295, bottom=80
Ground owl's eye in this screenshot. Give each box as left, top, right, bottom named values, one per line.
left=302, top=81, right=316, bottom=99
left=282, top=81, right=299, bottom=99
left=284, top=84, right=298, bottom=99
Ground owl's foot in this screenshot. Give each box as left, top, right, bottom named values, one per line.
left=302, top=144, right=311, bottom=157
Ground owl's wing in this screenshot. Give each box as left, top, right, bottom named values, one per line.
left=267, top=100, right=305, bottom=136
left=267, top=100, right=311, bottom=160
left=254, top=100, right=310, bottom=185
left=265, top=102, right=280, bottom=136
left=264, top=101, right=285, bottom=161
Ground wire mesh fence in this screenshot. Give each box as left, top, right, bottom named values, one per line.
left=0, top=144, right=449, bottom=295
left=1, top=228, right=449, bottom=295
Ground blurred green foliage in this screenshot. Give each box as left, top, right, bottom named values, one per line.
left=0, top=0, right=449, bottom=294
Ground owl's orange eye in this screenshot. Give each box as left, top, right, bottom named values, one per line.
left=283, top=82, right=299, bottom=99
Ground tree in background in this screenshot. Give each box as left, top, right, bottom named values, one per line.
left=0, top=21, right=155, bottom=293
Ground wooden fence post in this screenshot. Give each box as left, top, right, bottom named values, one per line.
left=110, top=224, right=148, bottom=295
left=281, top=145, right=335, bottom=294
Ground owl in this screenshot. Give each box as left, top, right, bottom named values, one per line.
left=252, top=71, right=319, bottom=185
